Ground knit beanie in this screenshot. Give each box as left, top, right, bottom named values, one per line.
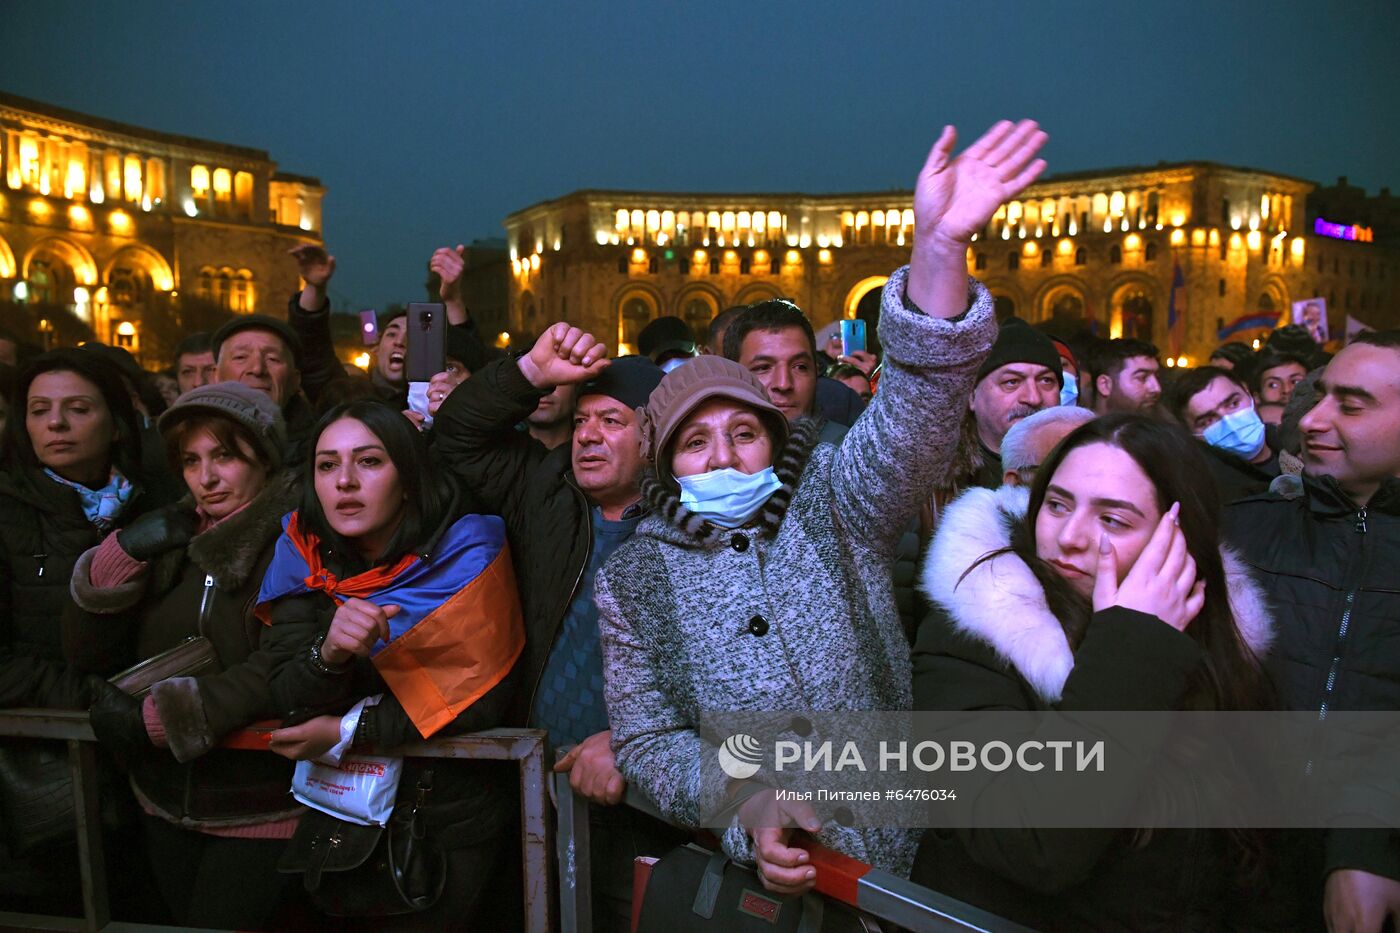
left=638, top=355, right=789, bottom=484
left=157, top=380, right=288, bottom=470
left=976, top=318, right=1063, bottom=386
left=580, top=355, right=663, bottom=411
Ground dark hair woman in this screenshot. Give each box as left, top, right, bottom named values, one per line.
left=910, top=414, right=1284, bottom=931
left=0, top=349, right=152, bottom=709
left=258, top=400, right=524, bottom=927
left=65, top=381, right=300, bottom=929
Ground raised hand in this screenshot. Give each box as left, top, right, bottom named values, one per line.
left=289, top=243, right=336, bottom=288
left=320, top=599, right=400, bottom=667
left=517, top=322, right=610, bottom=390
left=914, top=120, right=1048, bottom=250
left=1092, top=503, right=1205, bottom=632
left=426, top=370, right=458, bottom=417
left=906, top=120, right=1048, bottom=317
left=430, top=245, right=466, bottom=303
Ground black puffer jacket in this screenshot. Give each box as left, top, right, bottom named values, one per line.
left=1224, top=474, right=1400, bottom=882
left=0, top=465, right=157, bottom=708
left=431, top=356, right=592, bottom=725
left=261, top=482, right=518, bottom=847
left=65, top=475, right=301, bottom=827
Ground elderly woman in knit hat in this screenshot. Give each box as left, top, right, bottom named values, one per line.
left=595, top=118, right=1049, bottom=893
left=66, top=381, right=303, bottom=930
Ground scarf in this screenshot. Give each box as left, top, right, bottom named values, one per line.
left=44, top=467, right=133, bottom=532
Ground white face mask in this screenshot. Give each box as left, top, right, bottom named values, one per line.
left=1059, top=370, right=1079, bottom=407
left=676, top=467, right=782, bottom=528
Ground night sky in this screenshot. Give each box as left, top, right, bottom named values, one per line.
left=4, top=1, right=1397, bottom=314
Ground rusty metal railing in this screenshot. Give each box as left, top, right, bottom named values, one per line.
left=0, top=710, right=553, bottom=933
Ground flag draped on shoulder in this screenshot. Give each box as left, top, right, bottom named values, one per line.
left=256, top=511, right=525, bottom=738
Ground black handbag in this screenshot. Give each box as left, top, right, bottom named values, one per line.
left=636, top=843, right=880, bottom=933
left=278, top=768, right=446, bottom=916
left=0, top=739, right=73, bottom=857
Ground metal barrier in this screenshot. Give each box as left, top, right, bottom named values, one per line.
left=551, top=772, right=1035, bottom=933
left=0, top=709, right=554, bottom=933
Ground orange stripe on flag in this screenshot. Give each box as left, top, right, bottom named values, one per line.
left=372, top=545, right=525, bottom=738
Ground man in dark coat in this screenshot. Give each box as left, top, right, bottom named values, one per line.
left=431, top=335, right=678, bottom=931
left=1224, top=330, right=1400, bottom=931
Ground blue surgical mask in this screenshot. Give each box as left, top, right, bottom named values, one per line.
left=1059, top=370, right=1079, bottom=407
left=1202, top=405, right=1267, bottom=460
left=676, top=467, right=783, bottom=528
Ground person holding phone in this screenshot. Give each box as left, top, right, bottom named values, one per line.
left=910, top=415, right=1283, bottom=931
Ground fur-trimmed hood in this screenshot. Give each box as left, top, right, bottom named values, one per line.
left=636, top=416, right=824, bottom=547
left=919, top=485, right=1275, bottom=703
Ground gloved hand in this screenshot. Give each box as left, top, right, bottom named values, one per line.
left=87, top=677, right=151, bottom=765
left=115, top=506, right=198, bottom=562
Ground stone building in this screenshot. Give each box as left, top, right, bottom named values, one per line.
left=0, top=92, right=324, bottom=363
left=503, top=162, right=1398, bottom=361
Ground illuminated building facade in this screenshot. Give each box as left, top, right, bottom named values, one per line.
left=0, top=92, right=324, bottom=360
left=504, top=162, right=1399, bottom=361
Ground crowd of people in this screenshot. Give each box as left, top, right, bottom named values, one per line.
left=0, top=117, right=1397, bottom=932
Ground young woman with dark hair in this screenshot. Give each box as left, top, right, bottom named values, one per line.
left=911, top=414, right=1284, bottom=930
left=64, top=381, right=301, bottom=930
left=258, top=400, right=525, bottom=928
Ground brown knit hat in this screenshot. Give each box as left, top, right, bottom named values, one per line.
left=637, top=356, right=789, bottom=484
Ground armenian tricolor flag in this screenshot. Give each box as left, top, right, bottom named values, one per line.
left=1217, top=312, right=1280, bottom=341
left=256, top=511, right=524, bottom=738
left=1167, top=262, right=1186, bottom=357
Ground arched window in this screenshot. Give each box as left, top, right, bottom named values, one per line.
left=974, top=253, right=988, bottom=271
left=683, top=298, right=715, bottom=344
left=1075, top=247, right=1087, bottom=266
left=1008, top=252, right=1020, bottom=271
left=212, top=168, right=232, bottom=201
left=1120, top=291, right=1153, bottom=340
left=190, top=165, right=210, bottom=196
left=993, top=295, right=1016, bottom=321
left=1145, top=242, right=1158, bottom=262
left=1040, top=250, right=1052, bottom=269
left=1257, top=291, right=1275, bottom=314
left=620, top=298, right=651, bottom=350
left=1109, top=245, right=1122, bottom=264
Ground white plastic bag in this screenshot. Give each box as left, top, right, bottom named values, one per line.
left=292, top=754, right=403, bottom=826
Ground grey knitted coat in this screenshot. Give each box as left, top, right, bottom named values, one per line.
left=595, top=266, right=996, bottom=876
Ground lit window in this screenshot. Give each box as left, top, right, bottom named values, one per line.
left=124, top=156, right=143, bottom=202
left=212, top=169, right=232, bottom=200
left=191, top=165, right=210, bottom=195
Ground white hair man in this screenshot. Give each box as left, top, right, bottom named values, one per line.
left=999, top=405, right=1096, bottom=486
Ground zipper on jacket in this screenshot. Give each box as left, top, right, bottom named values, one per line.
left=197, top=574, right=216, bottom=633
left=1306, top=507, right=1370, bottom=774
left=33, top=553, right=47, bottom=578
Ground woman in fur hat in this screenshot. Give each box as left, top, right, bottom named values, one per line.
left=911, top=414, right=1286, bottom=931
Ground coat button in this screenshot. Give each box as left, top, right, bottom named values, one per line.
left=731, top=534, right=749, bottom=552
left=747, top=615, right=769, bottom=636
